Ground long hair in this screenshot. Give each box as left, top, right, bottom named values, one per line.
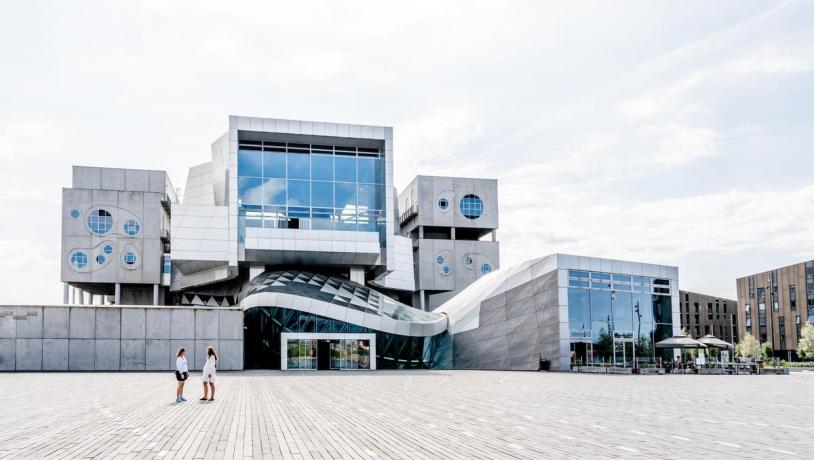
left=207, top=346, right=218, bottom=360
left=176, top=347, right=186, bottom=358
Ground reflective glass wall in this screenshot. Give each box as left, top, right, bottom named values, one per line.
left=244, top=307, right=441, bottom=370
left=567, top=270, right=674, bottom=367
left=236, top=140, right=386, bottom=243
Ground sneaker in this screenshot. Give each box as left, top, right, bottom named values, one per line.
left=180, top=397, right=187, bottom=402
left=175, top=397, right=182, bottom=403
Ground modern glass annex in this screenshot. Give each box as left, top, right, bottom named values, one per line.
left=567, top=270, right=674, bottom=366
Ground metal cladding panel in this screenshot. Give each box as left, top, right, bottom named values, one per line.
left=240, top=270, right=447, bottom=337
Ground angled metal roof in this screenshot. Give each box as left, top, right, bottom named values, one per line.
left=240, top=271, right=447, bottom=337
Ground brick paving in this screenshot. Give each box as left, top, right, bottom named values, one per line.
left=0, top=370, right=811, bottom=459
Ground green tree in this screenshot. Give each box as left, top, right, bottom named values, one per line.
left=797, top=322, right=814, bottom=360
left=761, top=341, right=773, bottom=361
left=736, top=333, right=761, bottom=361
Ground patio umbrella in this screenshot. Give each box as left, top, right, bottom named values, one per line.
left=654, top=333, right=708, bottom=349
left=697, top=334, right=734, bottom=349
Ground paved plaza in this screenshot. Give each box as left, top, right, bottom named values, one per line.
left=0, top=370, right=811, bottom=459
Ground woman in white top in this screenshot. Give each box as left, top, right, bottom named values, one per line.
left=200, top=346, right=218, bottom=401
left=175, top=347, right=189, bottom=403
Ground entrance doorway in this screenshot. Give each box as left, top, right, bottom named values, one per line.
left=613, top=337, right=635, bottom=367
left=281, top=333, right=376, bottom=370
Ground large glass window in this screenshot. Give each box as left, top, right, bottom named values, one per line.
left=567, top=269, right=670, bottom=367
left=335, top=156, right=357, bottom=182
left=262, top=152, right=286, bottom=178
left=590, top=289, right=612, bottom=323
left=287, top=153, right=310, bottom=180
left=238, top=178, right=264, bottom=205
left=311, top=154, right=333, bottom=181
left=238, top=151, right=263, bottom=177
left=236, top=145, right=385, bottom=238
left=568, top=288, right=591, bottom=338
left=358, top=157, right=381, bottom=183
left=612, top=291, right=633, bottom=323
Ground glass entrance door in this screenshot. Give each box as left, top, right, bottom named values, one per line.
left=287, top=339, right=317, bottom=370
left=613, top=338, right=635, bottom=367
left=328, top=339, right=370, bottom=370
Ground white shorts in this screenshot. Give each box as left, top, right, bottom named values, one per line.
left=202, top=371, right=216, bottom=383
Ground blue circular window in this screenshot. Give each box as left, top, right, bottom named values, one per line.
left=460, top=195, right=483, bottom=219
left=436, top=255, right=445, bottom=264
left=443, top=266, right=450, bottom=274
left=70, top=209, right=80, bottom=219
left=96, top=255, right=106, bottom=264
left=122, top=252, right=137, bottom=265
left=87, top=209, right=113, bottom=234
left=481, top=263, right=492, bottom=274
left=438, top=198, right=449, bottom=210
left=70, top=251, right=88, bottom=269
left=103, top=245, right=113, bottom=254
left=123, top=219, right=141, bottom=236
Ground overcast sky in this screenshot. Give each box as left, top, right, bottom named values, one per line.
left=1, top=0, right=813, bottom=303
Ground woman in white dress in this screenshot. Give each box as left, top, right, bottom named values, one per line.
left=175, top=347, right=189, bottom=403
left=200, top=346, right=218, bottom=401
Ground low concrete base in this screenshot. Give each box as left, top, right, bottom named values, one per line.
left=760, top=368, right=790, bottom=375
left=0, top=304, right=243, bottom=372
left=638, top=368, right=665, bottom=375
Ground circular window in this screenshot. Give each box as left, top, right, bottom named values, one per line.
left=463, top=255, right=473, bottom=267
left=70, top=209, right=80, bottom=219
left=87, top=209, right=113, bottom=235
left=96, top=255, right=106, bottom=264
left=437, top=198, right=449, bottom=210
left=441, top=266, right=450, bottom=275
left=122, top=252, right=138, bottom=265
left=103, top=245, right=113, bottom=254
left=123, top=219, right=141, bottom=236
left=70, top=251, right=88, bottom=269
left=481, top=263, right=492, bottom=274
left=460, top=194, right=484, bottom=219
left=436, top=255, right=444, bottom=265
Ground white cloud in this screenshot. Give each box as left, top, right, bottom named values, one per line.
left=0, top=0, right=813, bottom=303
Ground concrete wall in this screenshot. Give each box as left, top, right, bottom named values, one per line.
left=0, top=305, right=243, bottom=372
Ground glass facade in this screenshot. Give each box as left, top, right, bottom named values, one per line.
left=236, top=141, right=386, bottom=243
left=567, top=270, right=673, bottom=367
left=244, top=307, right=443, bottom=370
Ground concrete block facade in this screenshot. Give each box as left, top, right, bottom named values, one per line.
left=0, top=305, right=243, bottom=372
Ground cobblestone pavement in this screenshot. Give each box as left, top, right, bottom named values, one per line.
left=0, top=370, right=811, bottom=459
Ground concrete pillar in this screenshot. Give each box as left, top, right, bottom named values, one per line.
left=153, top=284, right=159, bottom=306
left=77, top=288, right=84, bottom=305
left=63, top=283, right=69, bottom=304
left=491, top=230, right=497, bottom=242
left=450, top=227, right=456, bottom=240
left=418, top=226, right=424, bottom=239
left=114, top=283, right=121, bottom=305
left=419, top=290, right=426, bottom=311
left=350, top=267, right=364, bottom=285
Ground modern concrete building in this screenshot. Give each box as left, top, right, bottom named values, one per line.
left=736, top=260, right=814, bottom=359
left=61, top=167, right=176, bottom=306
left=436, top=254, right=680, bottom=371
left=5, top=114, right=682, bottom=373
left=398, top=175, right=499, bottom=310
left=679, top=290, right=739, bottom=344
